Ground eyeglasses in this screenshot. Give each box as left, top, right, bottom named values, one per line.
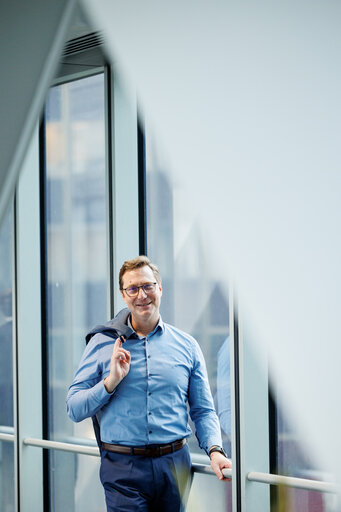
left=122, top=282, right=157, bottom=298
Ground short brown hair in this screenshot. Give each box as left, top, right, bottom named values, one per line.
left=119, top=255, right=161, bottom=290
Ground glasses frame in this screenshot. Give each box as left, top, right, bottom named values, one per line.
left=122, top=282, right=157, bottom=297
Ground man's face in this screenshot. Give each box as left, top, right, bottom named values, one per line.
left=120, top=265, right=162, bottom=325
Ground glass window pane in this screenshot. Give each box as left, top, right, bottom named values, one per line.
left=49, top=451, right=105, bottom=512
left=273, top=397, right=339, bottom=511
left=146, top=136, right=231, bottom=453
left=0, top=207, right=15, bottom=512
left=45, top=73, right=108, bottom=511
left=0, top=441, right=15, bottom=512
left=146, top=133, right=232, bottom=509
left=271, top=485, right=336, bottom=512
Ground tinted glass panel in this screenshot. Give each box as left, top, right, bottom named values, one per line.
left=0, top=442, right=15, bottom=512
left=0, top=207, right=15, bottom=512
left=146, top=133, right=232, bottom=510
left=45, top=73, right=107, bottom=511
left=273, top=396, right=339, bottom=511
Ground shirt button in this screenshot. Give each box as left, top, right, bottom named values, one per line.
left=148, top=392, right=152, bottom=395
left=148, top=355, right=151, bottom=359
left=149, top=430, right=152, bottom=434
left=148, top=412, right=151, bottom=415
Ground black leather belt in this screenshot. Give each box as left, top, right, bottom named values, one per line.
left=102, top=438, right=186, bottom=457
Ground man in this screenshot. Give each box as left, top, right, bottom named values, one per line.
left=67, top=256, right=231, bottom=511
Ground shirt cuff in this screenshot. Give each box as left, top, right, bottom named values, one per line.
left=205, top=436, right=223, bottom=455
left=90, top=379, right=115, bottom=405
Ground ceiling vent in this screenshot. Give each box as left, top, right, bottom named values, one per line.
left=63, top=32, right=104, bottom=57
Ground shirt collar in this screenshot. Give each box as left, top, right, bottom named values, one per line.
left=127, top=314, right=165, bottom=338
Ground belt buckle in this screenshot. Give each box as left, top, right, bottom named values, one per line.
left=147, top=446, right=161, bottom=458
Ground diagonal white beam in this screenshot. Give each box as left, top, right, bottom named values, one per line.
left=0, top=0, right=77, bottom=224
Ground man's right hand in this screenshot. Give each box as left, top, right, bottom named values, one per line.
left=104, top=337, right=131, bottom=393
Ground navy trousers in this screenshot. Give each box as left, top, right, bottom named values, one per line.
left=100, top=444, right=192, bottom=511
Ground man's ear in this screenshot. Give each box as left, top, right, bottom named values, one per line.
left=121, top=290, right=127, bottom=303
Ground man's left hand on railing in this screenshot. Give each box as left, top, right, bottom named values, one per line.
left=210, top=450, right=232, bottom=481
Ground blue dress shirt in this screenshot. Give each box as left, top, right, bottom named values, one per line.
left=67, top=316, right=222, bottom=453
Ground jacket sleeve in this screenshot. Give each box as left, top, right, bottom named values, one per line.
left=66, top=335, right=114, bottom=422
left=188, top=340, right=222, bottom=453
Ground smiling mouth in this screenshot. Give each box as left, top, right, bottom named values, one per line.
left=136, top=301, right=152, bottom=307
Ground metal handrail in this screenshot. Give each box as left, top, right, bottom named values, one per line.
left=23, top=437, right=233, bottom=477
left=192, top=462, right=232, bottom=479
left=22, top=437, right=338, bottom=494
left=247, top=471, right=338, bottom=494
left=0, top=426, right=15, bottom=434
left=23, top=437, right=99, bottom=456
left=0, top=433, right=15, bottom=443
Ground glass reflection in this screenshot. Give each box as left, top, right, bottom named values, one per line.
left=273, top=397, right=339, bottom=511
left=0, top=207, right=14, bottom=512
left=50, top=451, right=105, bottom=512
left=45, top=73, right=108, bottom=511
left=146, top=131, right=232, bottom=510
left=0, top=442, right=14, bottom=512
